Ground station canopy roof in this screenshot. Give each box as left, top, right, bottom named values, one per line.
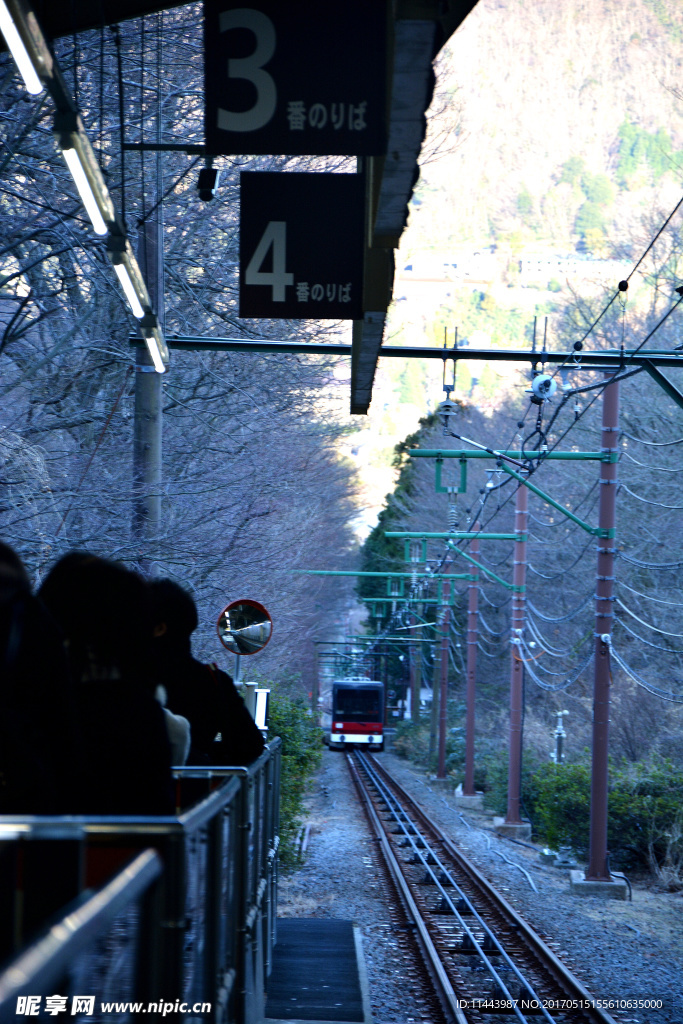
left=20, top=0, right=479, bottom=413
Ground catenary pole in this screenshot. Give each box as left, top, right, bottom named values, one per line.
left=311, top=645, right=319, bottom=725
left=429, top=631, right=440, bottom=762
left=409, top=611, right=420, bottom=720
left=437, top=581, right=451, bottom=778
left=587, top=375, right=620, bottom=880
left=505, top=480, right=528, bottom=825
left=463, top=530, right=480, bottom=796
left=132, top=219, right=163, bottom=573
left=132, top=49, right=163, bottom=573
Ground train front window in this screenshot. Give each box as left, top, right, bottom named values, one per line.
left=334, top=689, right=382, bottom=722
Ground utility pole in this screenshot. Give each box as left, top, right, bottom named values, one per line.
left=311, top=645, right=319, bottom=725
left=504, top=480, right=528, bottom=827
left=587, top=375, right=620, bottom=881
left=463, top=529, right=480, bottom=796
left=429, top=633, right=440, bottom=763
left=409, top=539, right=423, bottom=721
left=132, top=64, right=163, bottom=573
left=133, top=216, right=163, bottom=573
left=409, top=612, right=420, bottom=720
left=437, top=581, right=451, bottom=779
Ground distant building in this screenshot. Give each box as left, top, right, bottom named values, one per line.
left=518, top=252, right=630, bottom=284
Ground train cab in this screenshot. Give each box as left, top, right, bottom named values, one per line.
left=329, top=679, right=384, bottom=751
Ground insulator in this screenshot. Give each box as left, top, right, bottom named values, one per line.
left=448, top=503, right=458, bottom=530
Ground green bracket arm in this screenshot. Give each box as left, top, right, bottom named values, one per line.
left=446, top=542, right=523, bottom=592
left=642, top=360, right=683, bottom=411
left=435, top=454, right=468, bottom=493
left=293, top=570, right=472, bottom=580
left=499, top=464, right=615, bottom=538
left=388, top=531, right=518, bottom=541
left=411, top=449, right=610, bottom=461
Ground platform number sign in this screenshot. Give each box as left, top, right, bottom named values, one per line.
left=239, top=173, right=364, bottom=319
left=204, top=0, right=387, bottom=156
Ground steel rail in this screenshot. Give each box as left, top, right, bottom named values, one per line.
left=346, top=753, right=468, bottom=1024
left=353, top=752, right=549, bottom=1024
left=364, top=753, right=620, bottom=1024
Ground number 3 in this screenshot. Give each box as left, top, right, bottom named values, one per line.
left=244, top=222, right=293, bottom=302
left=217, top=9, right=276, bottom=132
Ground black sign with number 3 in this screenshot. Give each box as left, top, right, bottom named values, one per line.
left=204, top=0, right=387, bottom=155
left=239, top=172, right=365, bottom=319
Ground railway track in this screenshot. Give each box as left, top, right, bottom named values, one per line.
left=348, top=751, right=622, bottom=1024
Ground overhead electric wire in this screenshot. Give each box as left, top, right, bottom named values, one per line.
left=615, top=615, right=683, bottom=654
left=617, top=579, right=683, bottom=607
left=620, top=450, right=680, bottom=472
left=621, top=430, right=683, bottom=447
left=477, top=641, right=501, bottom=658
left=526, top=615, right=592, bottom=661
left=478, top=587, right=512, bottom=610
left=609, top=644, right=683, bottom=703
left=615, top=597, right=683, bottom=637
left=518, top=639, right=566, bottom=676
left=518, top=644, right=594, bottom=692
left=620, top=552, right=683, bottom=570
left=527, top=591, right=593, bottom=622
left=478, top=610, right=507, bottom=636
left=620, top=483, right=683, bottom=510
left=527, top=535, right=594, bottom=579
left=541, top=191, right=683, bottom=392
left=525, top=617, right=570, bottom=658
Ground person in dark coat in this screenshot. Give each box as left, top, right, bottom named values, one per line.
left=38, top=553, right=174, bottom=816
left=0, top=542, right=82, bottom=814
left=149, top=579, right=265, bottom=766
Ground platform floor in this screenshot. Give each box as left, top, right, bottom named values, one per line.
left=265, top=918, right=372, bottom=1024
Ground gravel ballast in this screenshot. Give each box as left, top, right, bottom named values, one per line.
left=276, top=749, right=683, bottom=1024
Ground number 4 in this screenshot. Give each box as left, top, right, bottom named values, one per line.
left=244, top=221, right=293, bottom=302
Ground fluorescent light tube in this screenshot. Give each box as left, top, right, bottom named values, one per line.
left=0, top=1, right=42, bottom=94
left=113, top=263, right=145, bottom=319
left=145, top=332, right=166, bottom=374
left=61, top=146, right=108, bottom=235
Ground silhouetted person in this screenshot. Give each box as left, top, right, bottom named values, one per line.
left=0, top=542, right=81, bottom=813
left=150, top=579, right=265, bottom=766
left=39, top=553, right=174, bottom=815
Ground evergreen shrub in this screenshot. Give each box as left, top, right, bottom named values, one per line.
left=531, top=756, right=683, bottom=874
left=268, top=693, right=323, bottom=868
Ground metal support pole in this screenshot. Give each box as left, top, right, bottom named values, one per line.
left=311, top=647, right=319, bottom=724
left=132, top=186, right=163, bottom=572
left=409, top=612, right=420, bottom=721
left=429, top=639, right=440, bottom=763
left=505, top=481, right=528, bottom=824
left=437, top=582, right=451, bottom=779
left=463, top=532, right=480, bottom=796
left=587, top=375, right=620, bottom=881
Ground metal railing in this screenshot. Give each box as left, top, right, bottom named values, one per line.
left=0, top=739, right=281, bottom=1024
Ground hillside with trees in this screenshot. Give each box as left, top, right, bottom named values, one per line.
left=356, top=0, right=683, bottom=878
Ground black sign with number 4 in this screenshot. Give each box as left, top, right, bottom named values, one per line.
left=239, top=172, right=365, bottom=319
left=204, top=0, right=387, bottom=156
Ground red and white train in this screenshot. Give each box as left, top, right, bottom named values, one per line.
left=328, top=679, right=385, bottom=752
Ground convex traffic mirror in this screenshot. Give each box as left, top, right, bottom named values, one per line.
left=217, top=599, right=273, bottom=655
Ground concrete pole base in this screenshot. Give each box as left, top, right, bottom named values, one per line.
left=428, top=777, right=454, bottom=790
left=493, top=817, right=532, bottom=840
left=454, top=787, right=484, bottom=810
left=569, top=869, right=629, bottom=899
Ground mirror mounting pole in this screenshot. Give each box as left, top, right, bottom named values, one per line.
left=234, top=653, right=241, bottom=685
